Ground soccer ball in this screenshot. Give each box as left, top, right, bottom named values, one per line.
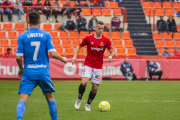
left=98, top=101, right=110, bottom=112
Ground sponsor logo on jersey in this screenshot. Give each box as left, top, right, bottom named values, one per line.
left=95, top=75, right=102, bottom=80
left=82, top=68, right=86, bottom=75
left=91, top=47, right=103, bottom=51
left=91, top=42, right=94, bottom=44
left=100, top=42, right=104, bottom=46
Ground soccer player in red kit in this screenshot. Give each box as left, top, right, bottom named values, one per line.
left=71, top=21, right=115, bottom=111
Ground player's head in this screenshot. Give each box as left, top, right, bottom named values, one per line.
left=165, top=47, right=169, bottom=52
left=28, top=11, right=40, bottom=27
left=7, top=48, right=11, bottom=53
left=95, top=21, right=104, bottom=36
left=113, top=13, right=117, bottom=18
left=124, top=58, right=129, bottom=63
left=147, top=60, right=151, bottom=65
left=37, top=0, right=41, bottom=5
left=174, top=46, right=179, bottom=52
left=79, top=12, right=83, bottom=18
left=92, top=15, right=96, bottom=20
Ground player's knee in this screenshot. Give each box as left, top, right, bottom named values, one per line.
left=81, top=81, right=87, bottom=86
left=45, top=93, right=54, bottom=102
left=92, top=87, right=98, bottom=93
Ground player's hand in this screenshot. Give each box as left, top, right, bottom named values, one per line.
left=62, top=57, right=68, bottom=63
left=18, top=69, right=23, bottom=79
left=71, top=57, right=77, bottom=65
left=107, top=56, right=112, bottom=63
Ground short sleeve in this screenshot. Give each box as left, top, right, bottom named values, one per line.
left=46, top=33, right=56, bottom=52
left=16, top=36, right=24, bottom=56
left=106, top=38, right=113, bottom=50
left=79, top=36, right=88, bottom=47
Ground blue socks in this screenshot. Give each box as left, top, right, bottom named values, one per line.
left=17, top=101, right=26, bottom=120
left=48, top=100, right=58, bottom=120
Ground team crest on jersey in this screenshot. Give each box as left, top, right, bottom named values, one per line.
left=95, top=75, right=101, bottom=80
left=82, top=69, right=86, bottom=75
left=100, top=42, right=104, bottom=46
left=91, top=42, right=94, bottom=44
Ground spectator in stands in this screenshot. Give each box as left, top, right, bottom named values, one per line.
left=111, top=0, right=121, bottom=5
left=13, top=0, right=26, bottom=23
left=145, top=60, right=163, bottom=81
left=64, top=15, right=77, bottom=31
left=52, top=0, right=63, bottom=23
left=70, top=0, right=88, bottom=16
left=43, top=0, right=52, bottom=23
left=0, top=2, right=4, bottom=22
left=153, top=0, right=170, bottom=1
left=63, top=0, right=72, bottom=16
left=32, top=0, right=43, bottom=14
left=167, top=15, right=177, bottom=33
left=88, top=15, right=98, bottom=33
left=120, top=58, right=137, bottom=81
left=162, top=48, right=171, bottom=57
left=157, top=16, right=169, bottom=33
left=111, top=13, right=123, bottom=32
left=23, top=0, right=33, bottom=12
left=77, top=12, right=87, bottom=33
left=90, top=0, right=103, bottom=14
left=5, top=48, right=13, bottom=56
left=172, top=46, right=180, bottom=57
left=2, top=0, right=13, bottom=22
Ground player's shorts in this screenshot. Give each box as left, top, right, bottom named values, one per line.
left=18, top=77, right=56, bottom=95
left=81, top=66, right=102, bottom=84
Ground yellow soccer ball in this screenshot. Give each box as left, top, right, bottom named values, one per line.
left=98, top=101, right=110, bottom=112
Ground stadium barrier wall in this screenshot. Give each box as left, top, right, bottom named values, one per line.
left=0, top=56, right=180, bottom=80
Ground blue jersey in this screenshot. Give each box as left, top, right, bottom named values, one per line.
left=122, top=62, right=131, bottom=72
left=16, top=28, right=56, bottom=81
left=147, top=62, right=158, bottom=72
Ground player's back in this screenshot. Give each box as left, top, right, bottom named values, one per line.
left=17, top=28, right=54, bottom=81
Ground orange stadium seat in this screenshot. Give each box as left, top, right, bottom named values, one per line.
left=32, top=1, right=37, bottom=5
left=169, top=49, right=174, bottom=54
left=90, top=31, right=95, bottom=35
left=70, top=32, right=79, bottom=39
left=13, top=48, right=17, bottom=55
left=153, top=32, right=162, bottom=40
left=166, top=41, right=174, bottom=48
left=52, top=40, right=61, bottom=47
left=50, top=32, right=58, bottom=39
left=105, top=1, right=108, bottom=7
left=103, top=32, right=110, bottom=38
left=1, top=39, right=9, bottom=47
left=10, top=39, right=17, bottom=47
left=153, top=2, right=161, bottom=8
left=4, top=47, right=8, bottom=54
left=80, top=32, right=88, bottom=39
left=61, top=1, right=66, bottom=5
left=116, top=48, right=126, bottom=56
left=173, top=2, right=180, bottom=9
left=62, top=40, right=71, bottom=47
left=124, top=40, right=134, bottom=48
left=8, top=32, right=17, bottom=39
left=43, top=24, right=52, bottom=31
left=60, top=32, right=69, bottom=39
left=110, top=2, right=118, bottom=8
left=121, top=32, right=131, bottom=40
left=163, top=2, right=171, bottom=9
left=155, top=9, right=164, bottom=16
left=56, top=48, right=63, bottom=55
left=0, top=31, right=6, bottom=38
left=163, top=33, right=172, bottom=40
left=80, top=1, right=88, bottom=5
left=82, top=9, right=91, bottom=16
left=103, top=9, right=111, bottom=16
left=92, top=9, right=101, bottom=16
left=38, top=24, right=41, bottom=29
left=15, top=23, right=24, bottom=31
left=18, top=31, right=24, bottom=36
left=54, top=24, right=63, bottom=30
left=111, top=32, right=120, bottom=39
left=145, top=9, right=154, bottom=16
left=173, top=33, right=180, bottom=40
left=113, top=9, right=122, bottom=16
left=176, top=41, right=180, bottom=48
left=0, top=48, right=2, bottom=55
left=177, top=25, right=180, bottom=32
left=165, top=9, right=174, bottom=16
left=114, top=40, right=123, bottom=48
left=158, top=49, right=164, bottom=56
left=104, top=24, right=108, bottom=29
left=78, top=49, right=84, bottom=56
left=41, top=1, right=45, bottom=5
left=72, top=40, right=81, bottom=47
left=65, top=48, right=74, bottom=55
left=4, top=23, right=13, bottom=31
left=156, top=41, right=165, bottom=48
left=142, top=2, right=152, bottom=9
left=70, top=1, right=75, bottom=6
left=127, top=48, right=137, bottom=56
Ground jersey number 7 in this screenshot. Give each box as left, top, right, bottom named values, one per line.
left=31, top=41, right=40, bottom=61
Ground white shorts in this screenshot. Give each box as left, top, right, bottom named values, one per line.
left=81, top=66, right=102, bottom=84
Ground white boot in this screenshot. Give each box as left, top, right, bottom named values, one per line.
left=74, top=99, right=82, bottom=110
left=85, top=104, right=91, bottom=111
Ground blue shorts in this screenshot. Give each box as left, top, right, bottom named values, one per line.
left=18, top=79, right=56, bottom=95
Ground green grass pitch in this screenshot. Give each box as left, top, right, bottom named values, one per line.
left=0, top=81, right=179, bottom=120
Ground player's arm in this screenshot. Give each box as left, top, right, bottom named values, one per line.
left=107, top=38, right=115, bottom=63
left=16, top=56, right=23, bottom=79
left=49, top=51, right=67, bottom=63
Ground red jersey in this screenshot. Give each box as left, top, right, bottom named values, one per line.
left=172, top=51, right=180, bottom=57
left=5, top=52, right=13, bottom=56
left=79, top=34, right=113, bottom=69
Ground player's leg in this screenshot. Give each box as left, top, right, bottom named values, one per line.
left=75, top=66, right=92, bottom=110
left=17, top=79, right=37, bottom=120
left=45, top=93, right=58, bottom=120
left=38, top=80, right=57, bottom=120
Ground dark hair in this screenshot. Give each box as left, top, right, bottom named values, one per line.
left=55, top=0, right=58, bottom=2
left=29, top=11, right=40, bottom=25
left=44, top=0, right=51, bottom=6
left=165, top=47, right=168, bottom=49
left=37, top=0, right=41, bottom=2
left=147, top=60, right=150, bottom=64
left=97, top=21, right=104, bottom=25
left=7, top=48, right=11, bottom=52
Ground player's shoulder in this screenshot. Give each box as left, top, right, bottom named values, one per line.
left=83, top=34, right=94, bottom=39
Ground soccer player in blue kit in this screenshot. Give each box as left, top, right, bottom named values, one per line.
left=16, top=11, right=67, bottom=120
